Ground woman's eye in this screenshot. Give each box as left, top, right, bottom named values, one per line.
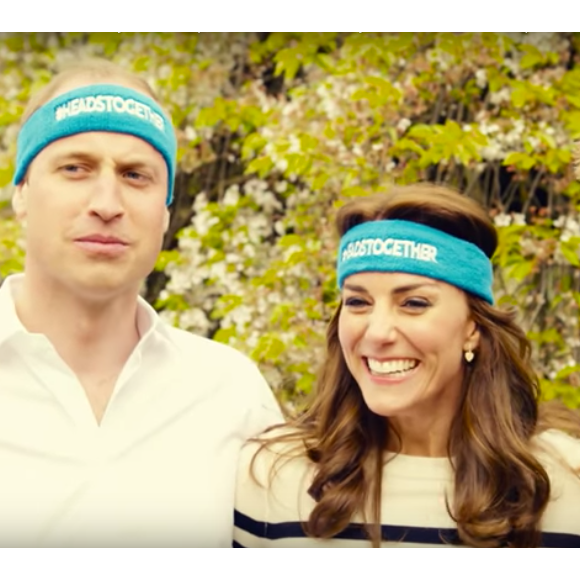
left=402, top=298, right=430, bottom=309
left=344, top=297, right=369, bottom=307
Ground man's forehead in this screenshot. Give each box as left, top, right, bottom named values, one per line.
left=43, top=132, right=168, bottom=164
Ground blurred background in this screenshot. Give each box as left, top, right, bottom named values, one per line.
left=0, top=32, right=578, bottom=409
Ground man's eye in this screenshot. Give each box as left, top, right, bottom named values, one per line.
left=125, top=171, right=148, bottom=181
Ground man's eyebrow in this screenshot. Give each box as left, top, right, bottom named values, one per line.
left=51, top=151, right=98, bottom=163
left=49, top=152, right=160, bottom=173
left=116, top=159, right=156, bottom=169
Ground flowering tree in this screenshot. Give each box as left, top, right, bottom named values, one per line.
left=1, top=32, right=578, bottom=408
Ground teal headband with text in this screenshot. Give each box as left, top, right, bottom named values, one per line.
left=337, top=219, right=494, bottom=304
left=14, top=83, right=177, bottom=205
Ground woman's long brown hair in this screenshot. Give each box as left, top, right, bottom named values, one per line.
left=252, top=184, right=580, bottom=547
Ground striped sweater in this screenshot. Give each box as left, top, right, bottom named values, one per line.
left=234, top=429, right=580, bottom=548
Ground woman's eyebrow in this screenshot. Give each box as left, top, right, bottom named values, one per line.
left=343, top=282, right=440, bottom=294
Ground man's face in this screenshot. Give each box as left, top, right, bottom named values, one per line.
left=14, top=126, right=169, bottom=301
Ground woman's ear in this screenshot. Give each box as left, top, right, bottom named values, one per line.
left=464, top=321, right=481, bottom=352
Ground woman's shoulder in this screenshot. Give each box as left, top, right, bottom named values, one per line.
left=533, top=429, right=580, bottom=539
left=534, top=428, right=580, bottom=472
left=234, top=425, right=318, bottom=547
left=237, top=425, right=314, bottom=487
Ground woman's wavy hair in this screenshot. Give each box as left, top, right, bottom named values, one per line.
left=254, top=183, right=580, bottom=548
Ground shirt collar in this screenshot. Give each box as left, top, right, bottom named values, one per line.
left=0, top=273, right=163, bottom=350
left=0, top=274, right=27, bottom=349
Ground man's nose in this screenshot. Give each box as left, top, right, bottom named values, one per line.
left=87, top=169, right=124, bottom=222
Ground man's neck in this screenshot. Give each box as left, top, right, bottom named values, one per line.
left=13, top=273, right=141, bottom=378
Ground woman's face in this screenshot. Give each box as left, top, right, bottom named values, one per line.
left=338, top=271, right=479, bottom=421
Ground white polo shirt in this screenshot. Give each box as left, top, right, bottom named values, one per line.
left=0, top=274, right=283, bottom=547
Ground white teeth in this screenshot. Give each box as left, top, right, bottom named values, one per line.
left=367, top=358, right=418, bottom=375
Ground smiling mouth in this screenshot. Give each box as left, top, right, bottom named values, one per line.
left=365, top=357, right=420, bottom=377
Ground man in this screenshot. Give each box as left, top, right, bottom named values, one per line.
left=0, top=60, right=282, bottom=547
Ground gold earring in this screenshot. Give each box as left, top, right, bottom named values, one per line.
left=464, top=349, right=474, bottom=363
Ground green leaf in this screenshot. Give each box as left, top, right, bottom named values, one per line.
left=510, top=87, right=529, bottom=108
left=285, top=153, right=311, bottom=176
left=407, top=124, right=434, bottom=140
left=342, top=186, right=370, bottom=197
left=195, top=105, right=223, bottom=128
left=0, top=163, right=14, bottom=188
left=88, top=32, right=116, bottom=45
left=278, top=234, right=305, bottom=248
left=213, top=327, right=236, bottom=344
left=562, top=111, right=580, bottom=137
left=509, top=260, right=533, bottom=281
left=246, top=156, right=274, bottom=178
left=242, top=133, right=267, bottom=160
left=311, top=172, right=330, bottom=191
left=274, top=48, right=301, bottom=80
left=503, top=151, right=536, bottom=170
left=295, top=373, right=315, bottom=394
left=555, top=365, right=580, bottom=380
left=393, top=138, right=425, bottom=156
left=132, top=56, right=151, bottom=73
left=520, top=44, right=545, bottom=70
left=5, top=35, right=24, bottom=52
left=560, top=241, right=580, bottom=266
left=251, top=334, right=287, bottom=362
left=154, top=293, right=190, bottom=313
left=211, top=294, right=244, bottom=319
left=566, top=94, right=580, bottom=109
left=154, top=250, right=182, bottom=271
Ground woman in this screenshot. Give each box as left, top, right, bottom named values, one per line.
left=234, top=184, right=580, bottom=548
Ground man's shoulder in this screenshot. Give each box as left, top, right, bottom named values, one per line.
left=161, top=322, right=257, bottom=368
left=157, top=322, right=281, bottom=424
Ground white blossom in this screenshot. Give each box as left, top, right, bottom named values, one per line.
left=494, top=213, right=512, bottom=227
left=179, top=308, right=211, bottom=335
left=397, top=118, right=411, bottom=133
left=489, top=88, right=511, bottom=106
left=223, top=185, right=240, bottom=207
left=475, top=69, right=487, bottom=88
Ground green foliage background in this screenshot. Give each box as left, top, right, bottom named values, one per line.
left=0, top=32, right=579, bottom=409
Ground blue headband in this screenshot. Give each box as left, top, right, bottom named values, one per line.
left=337, top=220, right=494, bottom=304
left=14, top=83, right=177, bottom=205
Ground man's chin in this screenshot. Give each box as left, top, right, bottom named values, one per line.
left=65, top=276, right=141, bottom=303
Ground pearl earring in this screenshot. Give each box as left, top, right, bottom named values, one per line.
left=464, top=349, right=474, bottom=363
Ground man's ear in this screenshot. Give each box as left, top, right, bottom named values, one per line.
left=162, top=207, right=170, bottom=234
left=12, top=182, right=28, bottom=221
